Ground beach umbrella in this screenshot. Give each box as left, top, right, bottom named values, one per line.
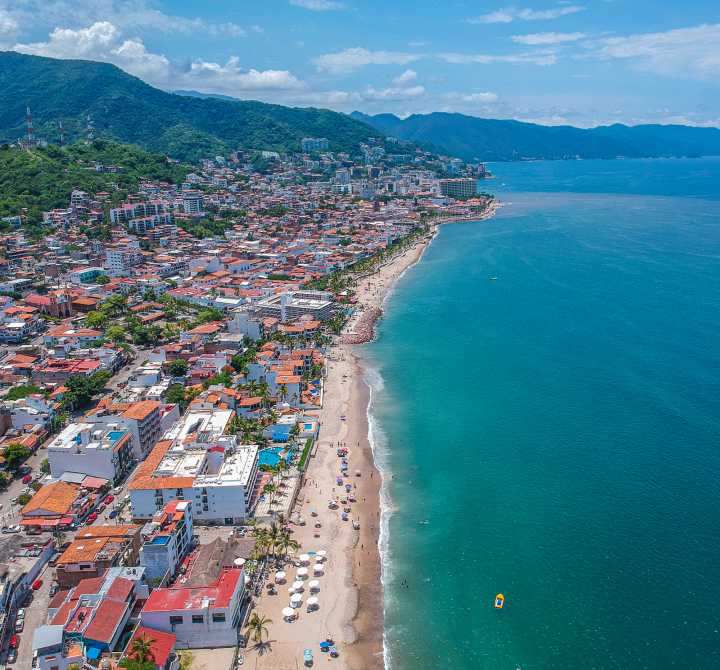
left=317, top=550, right=327, bottom=556
left=319, top=642, right=330, bottom=649
left=288, top=587, right=296, bottom=593
left=275, top=571, right=286, bottom=581
left=299, top=554, right=310, bottom=562
left=309, top=580, right=320, bottom=589
left=282, top=607, right=295, bottom=617
left=234, top=557, right=246, bottom=565
left=355, top=470, right=361, bottom=476
left=291, top=593, right=303, bottom=602
left=311, top=509, right=317, bottom=514
left=313, top=563, right=324, bottom=572
left=297, top=567, right=309, bottom=576
left=307, top=596, right=319, bottom=605
left=292, top=580, right=304, bottom=589
left=342, top=513, right=348, bottom=520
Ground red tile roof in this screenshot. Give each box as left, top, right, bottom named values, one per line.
left=126, top=626, right=177, bottom=667
left=83, top=597, right=128, bottom=644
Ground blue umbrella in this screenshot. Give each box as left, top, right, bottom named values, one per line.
left=319, top=642, right=330, bottom=649
left=341, top=513, right=348, bottom=520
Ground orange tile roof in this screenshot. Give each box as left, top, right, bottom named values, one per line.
left=122, top=400, right=160, bottom=421
left=21, top=481, right=78, bottom=516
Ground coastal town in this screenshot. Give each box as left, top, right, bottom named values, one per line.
left=0, top=136, right=496, bottom=670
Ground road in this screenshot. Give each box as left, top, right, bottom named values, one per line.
left=9, top=564, right=53, bottom=669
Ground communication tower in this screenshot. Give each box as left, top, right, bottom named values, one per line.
left=59, top=113, right=66, bottom=148
left=26, top=100, right=36, bottom=148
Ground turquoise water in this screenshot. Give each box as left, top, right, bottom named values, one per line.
left=365, top=159, right=720, bottom=669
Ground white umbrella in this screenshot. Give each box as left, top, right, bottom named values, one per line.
left=308, top=580, right=320, bottom=589
left=313, top=564, right=324, bottom=572
left=306, top=597, right=319, bottom=605
left=288, top=587, right=296, bottom=593
left=299, top=554, right=310, bottom=562
left=292, top=581, right=304, bottom=589
left=282, top=607, right=295, bottom=617
left=244, top=575, right=251, bottom=584
left=275, top=571, right=286, bottom=580
left=317, top=550, right=327, bottom=556
left=234, top=557, right=246, bottom=565
left=291, top=593, right=303, bottom=602
left=297, top=567, right=308, bottom=576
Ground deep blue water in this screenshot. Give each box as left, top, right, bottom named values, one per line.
left=365, top=158, right=720, bottom=670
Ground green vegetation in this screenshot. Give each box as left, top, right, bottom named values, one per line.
left=62, top=370, right=111, bottom=410
left=17, top=493, right=32, bottom=506
left=267, top=274, right=293, bottom=281
left=1, top=443, right=30, bottom=469
left=0, top=139, right=192, bottom=219
left=168, top=359, right=188, bottom=377
left=0, top=52, right=385, bottom=163
left=6, top=385, right=45, bottom=401
left=297, top=438, right=313, bottom=471
left=40, top=458, right=51, bottom=474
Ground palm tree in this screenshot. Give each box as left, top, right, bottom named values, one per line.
left=246, top=614, right=272, bottom=645
left=276, top=532, right=300, bottom=562
left=276, top=512, right=288, bottom=528
left=277, top=384, right=289, bottom=404
left=265, top=521, right=281, bottom=557
left=130, top=633, right=156, bottom=664
left=258, top=382, right=271, bottom=406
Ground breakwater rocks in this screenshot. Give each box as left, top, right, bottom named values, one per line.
left=343, top=307, right=383, bottom=344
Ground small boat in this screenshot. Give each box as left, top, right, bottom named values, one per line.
left=495, top=593, right=504, bottom=609
left=490, top=277, right=498, bottom=281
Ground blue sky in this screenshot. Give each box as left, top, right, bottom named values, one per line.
left=3, top=1, right=720, bottom=127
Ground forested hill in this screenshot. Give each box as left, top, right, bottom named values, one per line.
left=350, top=111, right=720, bottom=162
left=0, top=140, right=192, bottom=220
left=0, top=51, right=382, bottom=162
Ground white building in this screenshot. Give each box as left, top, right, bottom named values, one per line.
left=253, top=290, right=333, bottom=323
left=182, top=192, right=204, bottom=215
left=128, top=408, right=260, bottom=525
left=106, top=242, right=142, bottom=273
left=139, top=500, right=194, bottom=581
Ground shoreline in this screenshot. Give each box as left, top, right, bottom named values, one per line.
left=246, top=213, right=493, bottom=670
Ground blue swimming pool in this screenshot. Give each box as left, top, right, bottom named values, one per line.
left=107, top=431, right=124, bottom=441
left=259, top=448, right=287, bottom=467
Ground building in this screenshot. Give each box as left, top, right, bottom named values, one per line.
left=253, top=290, right=333, bottom=323
left=19, top=481, right=81, bottom=530
left=139, top=500, right=194, bottom=581
left=106, top=243, right=143, bottom=273
left=47, top=423, right=134, bottom=484
left=128, top=212, right=173, bottom=233
left=140, top=563, right=245, bottom=648
left=128, top=407, right=260, bottom=525
left=86, top=401, right=162, bottom=460
left=69, top=267, right=106, bottom=284
left=124, top=626, right=179, bottom=670
left=109, top=202, right=165, bottom=223
left=53, top=526, right=142, bottom=587
left=182, top=192, right=204, bottom=215
left=302, top=137, right=329, bottom=151
left=3, top=393, right=59, bottom=430
left=439, top=178, right=478, bottom=198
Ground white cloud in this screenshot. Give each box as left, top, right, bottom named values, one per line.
left=588, top=23, right=720, bottom=79
left=438, top=51, right=558, bottom=66
left=392, top=69, right=418, bottom=86
left=362, top=84, right=425, bottom=100
left=442, top=91, right=500, bottom=103
left=467, top=6, right=585, bottom=24
left=313, top=47, right=424, bottom=75
left=289, top=0, right=347, bottom=9
left=0, top=9, right=20, bottom=40
left=512, top=31, right=585, bottom=44
left=11, top=22, right=303, bottom=94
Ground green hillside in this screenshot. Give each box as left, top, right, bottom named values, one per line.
left=0, top=140, right=192, bottom=221
left=350, top=111, right=720, bottom=162
left=0, top=51, right=383, bottom=162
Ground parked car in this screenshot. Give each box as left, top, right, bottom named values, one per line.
left=9, top=635, right=20, bottom=648
left=113, top=487, right=123, bottom=495
left=21, top=487, right=31, bottom=495
left=104, top=495, right=114, bottom=504
left=14, top=620, right=23, bottom=633
left=87, top=513, right=98, bottom=524
left=109, top=510, right=117, bottom=519
left=7, top=649, right=17, bottom=664
left=22, top=593, right=33, bottom=606
left=18, top=466, right=31, bottom=474
left=32, top=579, right=43, bottom=590
left=49, top=585, right=58, bottom=597
left=26, top=528, right=42, bottom=536
left=238, top=634, right=246, bottom=649
left=11, top=498, right=19, bottom=505
left=3, top=525, right=20, bottom=533
left=22, top=475, right=32, bottom=484
left=16, top=609, right=25, bottom=621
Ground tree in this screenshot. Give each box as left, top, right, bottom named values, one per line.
left=95, top=274, right=110, bottom=285
left=118, top=659, right=155, bottom=670
left=142, top=289, right=157, bottom=302
left=17, top=493, right=32, bottom=506
left=100, top=293, right=128, bottom=317
left=166, top=384, right=187, bottom=406
left=276, top=532, right=300, bottom=562
left=246, top=614, right=272, bottom=644
left=2, top=443, right=30, bottom=470
left=6, top=385, right=45, bottom=401
left=106, top=325, right=127, bottom=343
left=40, top=458, right=50, bottom=474
left=277, top=384, right=289, bottom=403
left=85, top=311, right=108, bottom=329
left=196, top=307, right=223, bottom=324
left=129, top=633, right=157, bottom=665
left=168, top=359, right=189, bottom=377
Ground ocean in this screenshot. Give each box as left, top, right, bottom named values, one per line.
left=364, top=158, right=720, bottom=669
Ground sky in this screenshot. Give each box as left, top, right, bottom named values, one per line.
left=2, top=1, right=720, bottom=128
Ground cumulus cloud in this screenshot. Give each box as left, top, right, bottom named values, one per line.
left=442, top=91, right=500, bottom=103
left=313, top=47, right=424, bottom=75
left=289, top=0, right=347, bottom=9
left=467, top=6, right=585, bottom=24
left=588, top=23, right=720, bottom=79
left=392, top=69, right=418, bottom=86
left=438, top=51, right=558, bottom=66
left=512, top=31, right=585, bottom=44
left=11, top=22, right=304, bottom=94
left=362, top=84, right=426, bottom=100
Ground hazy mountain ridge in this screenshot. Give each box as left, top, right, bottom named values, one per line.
left=350, top=111, right=720, bottom=162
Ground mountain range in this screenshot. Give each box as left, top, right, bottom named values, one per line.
left=0, top=52, right=381, bottom=162
left=349, top=111, right=720, bottom=162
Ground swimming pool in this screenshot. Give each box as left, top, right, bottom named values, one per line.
left=259, top=448, right=287, bottom=467
left=107, top=431, right=125, bottom=441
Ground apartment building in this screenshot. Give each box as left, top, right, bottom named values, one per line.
left=253, top=289, right=333, bottom=322
left=139, top=500, right=194, bottom=581
left=109, top=202, right=165, bottom=223
left=439, top=178, right=478, bottom=198
left=86, top=401, right=162, bottom=460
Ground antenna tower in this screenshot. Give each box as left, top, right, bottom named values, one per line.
left=86, top=114, right=94, bottom=144
left=59, top=113, right=66, bottom=148
left=26, top=100, right=36, bottom=148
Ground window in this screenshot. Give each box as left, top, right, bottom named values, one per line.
left=169, top=616, right=183, bottom=625
left=192, top=615, right=204, bottom=624
left=212, top=613, right=226, bottom=623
